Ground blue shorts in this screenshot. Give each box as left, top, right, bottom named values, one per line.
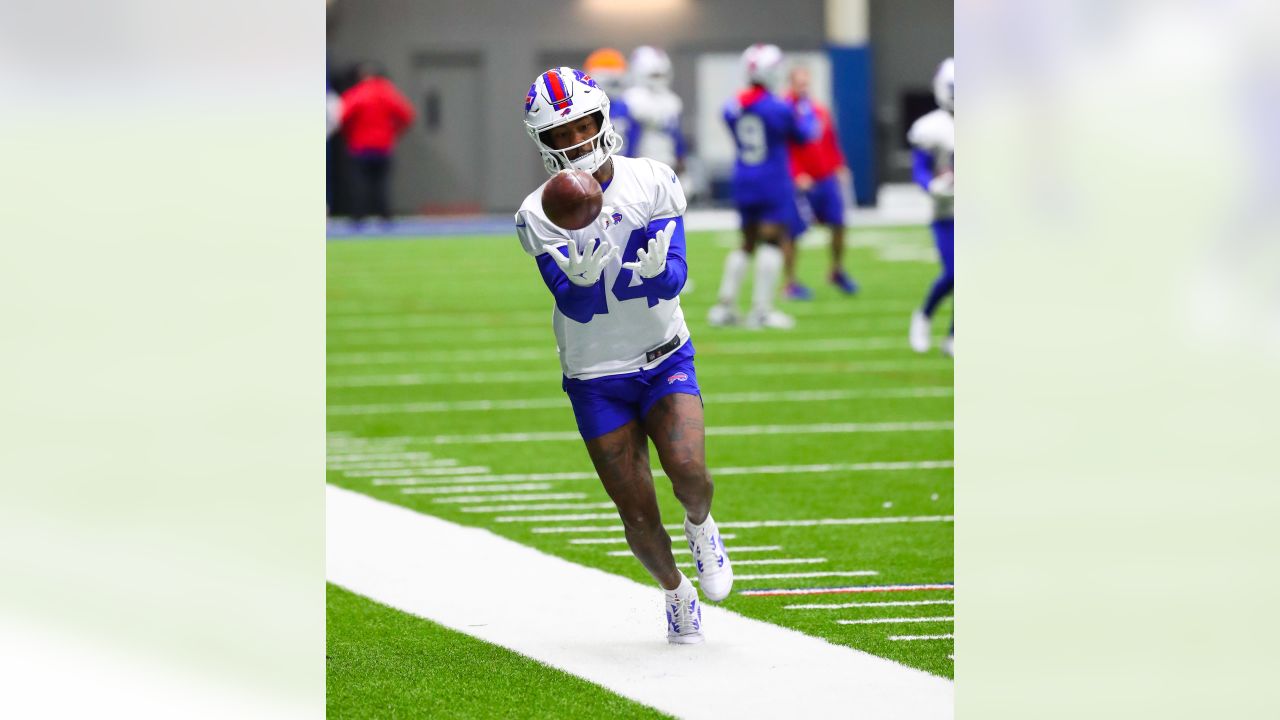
left=805, top=175, right=846, bottom=226
left=562, top=341, right=701, bottom=441
left=735, top=189, right=794, bottom=229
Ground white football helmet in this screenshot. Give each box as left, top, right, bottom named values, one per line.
left=933, top=57, right=954, bottom=113
left=742, top=44, right=784, bottom=90
left=524, top=66, right=624, bottom=175
left=630, top=46, right=672, bottom=91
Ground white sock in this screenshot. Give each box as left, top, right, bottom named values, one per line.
left=717, top=248, right=749, bottom=306
left=664, top=572, right=695, bottom=598
left=752, top=243, right=784, bottom=313
left=685, top=513, right=713, bottom=531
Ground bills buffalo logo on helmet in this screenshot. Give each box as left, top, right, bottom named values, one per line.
left=524, top=83, right=539, bottom=114
left=667, top=372, right=689, bottom=385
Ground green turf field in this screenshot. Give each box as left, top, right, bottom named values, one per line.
left=327, top=584, right=672, bottom=719
left=327, top=226, right=954, bottom=693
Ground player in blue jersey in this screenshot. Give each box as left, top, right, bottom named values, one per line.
left=584, top=48, right=633, bottom=155
left=516, top=67, right=734, bottom=644
left=708, top=44, right=819, bottom=330
left=908, top=58, right=955, bottom=357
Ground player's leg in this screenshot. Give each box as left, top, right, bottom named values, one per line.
left=814, top=177, right=858, bottom=294
left=710, top=214, right=757, bottom=326
left=912, top=218, right=955, bottom=352
left=745, top=220, right=793, bottom=329
left=642, top=390, right=734, bottom=602
left=782, top=195, right=813, bottom=300
left=584, top=421, right=683, bottom=591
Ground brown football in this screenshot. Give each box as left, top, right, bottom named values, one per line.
left=541, top=169, right=603, bottom=230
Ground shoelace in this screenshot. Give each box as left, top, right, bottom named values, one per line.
left=666, top=592, right=700, bottom=634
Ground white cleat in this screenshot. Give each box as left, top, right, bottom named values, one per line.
left=941, top=334, right=954, bottom=357
left=743, top=308, right=795, bottom=331
left=910, top=311, right=932, bottom=353
left=665, top=574, right=704, bottom=645
left=707, top=303, right=740, bottom=327
left=685, top=515, right=734, bottom=602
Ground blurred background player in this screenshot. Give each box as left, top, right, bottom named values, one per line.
left=907, top=57, right=955, bottom=356
left=623, top=46, right=687, bottom=175
left=338, top=62, right=416, bottom=226
left=584, top=48, right=633, bottom=156
left=709, top=44, right=819, bottom=330
left=786, top=65, right=859, bottom=296
left=514, top=67, right=733, bottom=645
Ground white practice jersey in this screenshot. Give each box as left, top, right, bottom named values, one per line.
left=623, top=85, right=683, bottom=168
left=908, top=108, right=955, bottom=220
left=516, top=155, right=690, bottom=380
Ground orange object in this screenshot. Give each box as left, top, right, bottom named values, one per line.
left=584, top=48, right=628, bottom=74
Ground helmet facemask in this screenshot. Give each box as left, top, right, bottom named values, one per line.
left=532, top=110, right=623, bottom=176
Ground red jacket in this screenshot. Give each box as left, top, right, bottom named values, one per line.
left=786, top=95, right=845, bottom=181
left=340, top=77, right=415, bottom=154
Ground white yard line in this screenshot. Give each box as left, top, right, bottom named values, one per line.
left=459, top=502, right=617, bottom=514
left=739, top=583, right=954, bottom=598
left=327, top=458, right=461, bottom=471
left=530, top=515, right=954, bottom=534
left=786, top=599, right=955, bottom=610
left=327, top=337, right=909, bottom=366
left=610, top=544, right=779, bottom=557
left=327, top=386, right=952, bottom=416
left=401, top=421, right=952, bottom=446
left=890, top=634, right=955, bottom=642
left=327, top=485, right=952, bottom=719
left=341, top=466, right=489, bottom=478
left=680, top=558, right=826, bottom=568
left=837, top=616, right=955, bottom=625
left=432, top=493, right=587, bottom=504
left=328, top=359, right=954, bottom=388
left=376, top=460, right=952, bottom=488
left=569, top=534, right=738, bottom=546
left=697, top=571, right=878, bottom=582
left=399, top=483, right=555, bottom=495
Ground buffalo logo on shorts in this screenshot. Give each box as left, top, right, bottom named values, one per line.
left=667, top=371, right=689, bottom=385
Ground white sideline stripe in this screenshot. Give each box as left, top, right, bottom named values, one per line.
left=609, top=544, right=778, bottom=557
left=400, top=483, right=554, bottom=495
left=406, top=421, right=952, bottom=446
left=569, top=534, right=738, bottom=546
left=327, top=337, right=909, bottom=366
left=327, top=386, right=953, bottom=416
left=694, top=571, right=877, bottom=582
left=531, top=514, right=954, bottom=534
left=342, top=465, right=489, bottom=478
left=327, top=458, right=461, bottom=471
left=890, top=634, right=955, bottom=642
left=328, top=359, right=954, bottom=388
left=681, top=558, right=826, bottom=568
left=327, top=485, right=953, bottom=719
left=837, top=616, right=955, bottom=625
left=373, top=460, right=953, bottom=487
left=432, top=493, right=587, bottom=504
left=460, top=502, right=617, bottom=514
left=786, top=600, right=955, bottom=610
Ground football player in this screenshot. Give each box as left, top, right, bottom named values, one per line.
left=709, top=44, right=820, bottom=329
left=622, top=46, right=687, bottom=174
left=786, top=65, right=859, bottom=296
left=584, top=48, right=633, bottom=155
left=908, top=58, right=955, bottom=356
left=515, top=67, right=733, bottom=645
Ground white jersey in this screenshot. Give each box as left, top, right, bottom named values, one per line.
left=623, top=85, right=683, bottom=168
left=516, top=155, right=690, bottom=380
left=907, top=108, right=955, bottom=220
